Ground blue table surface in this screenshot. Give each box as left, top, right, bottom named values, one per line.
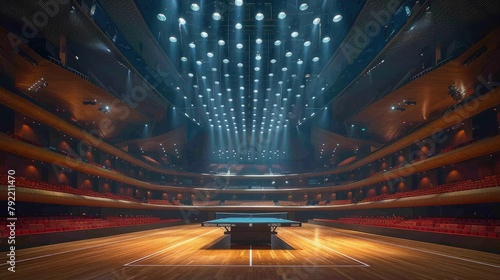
left=204, top=217, right=297, bottom=224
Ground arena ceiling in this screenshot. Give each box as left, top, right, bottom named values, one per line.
left=1, top=0, right=499, bottom=161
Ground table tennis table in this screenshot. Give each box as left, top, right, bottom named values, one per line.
left=202, top=212, right=301, bottom=244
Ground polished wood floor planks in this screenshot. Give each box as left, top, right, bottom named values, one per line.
left=1, top=223, right=499, bottom=280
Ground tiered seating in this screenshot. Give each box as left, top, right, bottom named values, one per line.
left=328, top=200, right=352, bottom=205
left=4, top=176, right=138, bottom=202
left=6, top=131, right=44, bottom=147
left=314, top=216, right=500, bottom=239
left=278, top=201, right=307, bottom=206
left=362, top=175, right=500, bottom=202
left=0, top=216, right=179, bottom=237
left=441, top=139, right=475, bottom=153
left=172, top=200, right=182, bottom=205
left=192, top=200, right=221, bottom=206
left=223, top=200, right=276, bottom=206
left=147, top=199, right=172, bottom=205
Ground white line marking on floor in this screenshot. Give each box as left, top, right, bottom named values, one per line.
left=249, top=245, right=253, bottom=266
left=123, top=229, right=218, bottom=266
left=330, top=228, right=500, bottom=269
left=282, top=228, right=370, bottom=267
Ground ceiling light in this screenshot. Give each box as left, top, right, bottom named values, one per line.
left=254, top=67, right=260, bottom=71
left=157, top=13, right=166, bottom=21
left=333, top=14, right=343, bottom=22
left=285, top=51, right=292, bottom=57
left=237, top=63, right=243, bottom=67
left=190, top=3, right=200, bottom=11
left=169, top=36, right=177, bottom=42
left=304, top=41, right=311, bottom=47
left=235, top=23, right=242, bottom=29
left=270, top=59, right=276, bottom=63
left=255, top=54, right=262, bottom=60
left=297, top=59, right=303, bottom=65
left=236, top=43, right=243, bottom=49
left=322, top=36, right=330, bottom=43
left=291, top=31, right=298, bottom=37
left=282, top=67, right=288, bottom=71
left=313, top=17, right=320, bottom=25
left=274, top=40, right=281, bottom=46
left=188, top=73, right=194, bottom=77
left=299, top=3, right=308, bottom=11
left=218, top=39, right=225, bottom=46
left=212, top=12, right=221, bottom=20
left=255, top=12, right=264, bottom=21
left=201, top=31, right=208, bottom=38
left=196, top=60, right=202, bottom=65
left=223, top=59, right=229, bottom=63
left=278, top=12, right=286, bottom=19
left=178, top=17, right=186, bottom=25
left=256, top=38, right=262, bottom=44
left=312, top=57, right=319, bottom=62
left=235, top=0, right=243, bottom=7
left=189, top=42, right=196, bottom=48
left=207, top=52, right=214, bottom=57
left=181, top=57, right=187, bottom=62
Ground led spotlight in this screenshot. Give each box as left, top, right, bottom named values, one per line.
left=190, top=3, right=200, bottom=11
left=212, top=12, right=221, bottom=20
left=157, top=13, right=166, bottom=21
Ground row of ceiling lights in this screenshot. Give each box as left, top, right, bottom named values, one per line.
left=154, top=0, right=343, bottom=133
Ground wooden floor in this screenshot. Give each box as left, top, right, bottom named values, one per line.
left=1, top=223, right=499, bottom=279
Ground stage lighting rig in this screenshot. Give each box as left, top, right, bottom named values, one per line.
left=82, top=99, right=97, bottom=105
left=391, top=106, right=406, bottom=112
left=98, top=106, right=110, bottom=114
left=448, top=85, right=464, bottom=101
